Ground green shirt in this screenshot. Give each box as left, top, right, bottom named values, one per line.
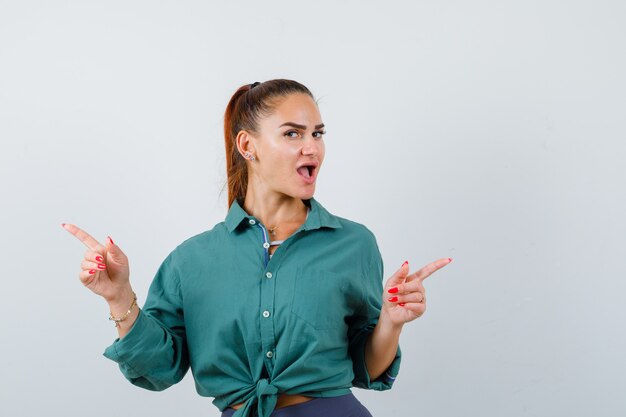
left=103, top=197, right=401, bottom=417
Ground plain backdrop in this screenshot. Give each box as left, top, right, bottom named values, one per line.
left=1, top=1, right=625, bottom=416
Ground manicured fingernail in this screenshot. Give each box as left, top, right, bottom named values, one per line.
left=448, top=258, right=453, bottom=262
left=402, top=261, right=408, bottom=267
left=88, top=269, right=95, bottom=274
left=108, top=236, right=114, bottom=245
left=61, top=223, right=66, bottom=227
left=399, top=303, right=406, bottom=306
left=388, top=296, right=398, bottom=302
left=96, top=255, right=103, bottom=262
left=388, top=287, right=398, bottom=294
left=97, top=263, right=106, bottom=269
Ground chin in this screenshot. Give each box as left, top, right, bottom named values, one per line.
left=290, top=187, right=316, bottom=201
left=299, top=191, right=316, bottom=201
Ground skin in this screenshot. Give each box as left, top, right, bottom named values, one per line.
left=60, top=226, right=138, bottom=338
left=365, top=257, right=452, bottom=382
left=62, top=91, right=452, bottom=410
left=236, top=92, right=326, bottom=232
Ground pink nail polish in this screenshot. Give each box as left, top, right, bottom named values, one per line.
left=388, top=287, right=399, bottom=294
left=108, top=236, right=114, bottom=245
left=448, top=257, right=453, bottom=262
left=88, top=269, right=95, bottom=274
left=402, top=261, right=408, bottom=267
left=96, top=255, right=103, bottom=262
left=97, top=263, right=106, bottom=270
left=399, top=303, right=406, bottom=306
left=388, top=296, right=398, bottom=302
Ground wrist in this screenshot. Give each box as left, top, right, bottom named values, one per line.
left=378, top=308, right=404, bottom=332
left=108, top=290, right=138, bottom=328
left=106, top=286, right=135, bottom=309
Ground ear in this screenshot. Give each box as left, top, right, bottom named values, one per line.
left=236, top=130, right=256, bottom=159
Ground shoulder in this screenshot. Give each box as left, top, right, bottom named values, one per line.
left=311, top=197, right=376, bottom=238
left=310, top=197, right=381, bottom=257
left=334, top=214, right=378, bottom=244
left=322, top=211, right=382, bottom=263
left=166, top=222, right=229, bottom=265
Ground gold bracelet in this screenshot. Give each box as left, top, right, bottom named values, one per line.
left=108, top=292, right=138, bottom=328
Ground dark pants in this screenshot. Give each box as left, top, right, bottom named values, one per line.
left=220, top=392, right=374, bottom=417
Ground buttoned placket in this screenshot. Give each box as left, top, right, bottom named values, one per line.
left=247, top=216, right=305, bottom=375
left=250, top=217, right=278, bottom=374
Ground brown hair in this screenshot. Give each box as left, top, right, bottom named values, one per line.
left=222, top=79, right=315, bottom=208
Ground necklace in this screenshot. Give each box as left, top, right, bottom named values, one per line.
left=268, top=206, right=309, bottom=236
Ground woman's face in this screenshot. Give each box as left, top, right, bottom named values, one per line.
left=246, top=93, right=326, bottom=200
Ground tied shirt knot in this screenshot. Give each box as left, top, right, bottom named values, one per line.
left=233, top=378, right=279, bottom=417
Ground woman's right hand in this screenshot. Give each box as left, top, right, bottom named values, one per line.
left=62, top=223, right=131, bottom=303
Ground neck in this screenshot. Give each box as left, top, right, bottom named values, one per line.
left=242, top=187, right=309, bottom=231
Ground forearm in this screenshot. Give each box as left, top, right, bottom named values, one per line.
left=364, top=309, right=403, bottom=380
left=102, top=299, right=189, bottom=391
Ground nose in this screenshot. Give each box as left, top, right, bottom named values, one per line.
left=302, top=135, right=320, bottom=156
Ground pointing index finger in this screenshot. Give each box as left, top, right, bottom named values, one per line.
left=407, top=257, right=452, bottom=282
left=62, top=223, right=105, bottom=252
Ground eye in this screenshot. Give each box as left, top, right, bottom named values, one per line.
left=284, top=130, right=327, bottom=139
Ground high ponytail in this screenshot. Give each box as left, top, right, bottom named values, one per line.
left=222, top=79, right=315, bottom=208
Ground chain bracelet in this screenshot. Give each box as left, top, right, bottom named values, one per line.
left=108, top=292, right=138, bottom=328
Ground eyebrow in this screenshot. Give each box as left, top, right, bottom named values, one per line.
left=279, top=122, right=325, bottom=130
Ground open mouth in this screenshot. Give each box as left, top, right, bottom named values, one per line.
left=296, top=165, right=316, bottom=181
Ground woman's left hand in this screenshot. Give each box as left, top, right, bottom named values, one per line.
left=381, top=257, right=452, bottom=327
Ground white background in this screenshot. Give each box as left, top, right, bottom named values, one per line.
left=1, top=1, right=625, bottom=416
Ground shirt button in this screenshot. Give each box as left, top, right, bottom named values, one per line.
left=263, top=242, right=270, bottom=249
left=249, top=219, right=256, bottom=225
left=265, top=272, right=272, bottom=279
left=262, top=310, right=270, bottom=318
left=266, top=351, right=273, bottom=358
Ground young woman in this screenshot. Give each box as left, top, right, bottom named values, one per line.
left=63, top=79, right=452, bottom=417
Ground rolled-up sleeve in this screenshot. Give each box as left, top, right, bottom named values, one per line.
left=103, top=251, right=189, bottom=391
left=348, top=246, right=402, bottom=390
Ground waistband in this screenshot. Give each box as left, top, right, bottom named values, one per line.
left=222, top=391, right=369, bottom=417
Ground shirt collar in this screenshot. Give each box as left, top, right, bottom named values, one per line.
left=225, top=196, right=342, bottom=233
